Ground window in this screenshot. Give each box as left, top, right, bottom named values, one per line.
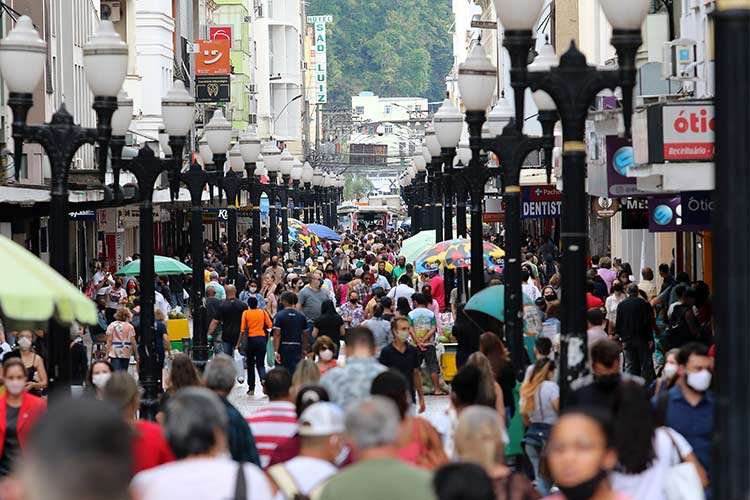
left=414, top=104, right=422, bottom=112
left=384, top=124, right=393, bottom=134
left=355, top=106, right=364, bottom=114
left=384, top=105, right=392, bottom=115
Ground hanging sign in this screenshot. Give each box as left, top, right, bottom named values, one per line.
left=592, top=197, right=619, bottom=219
left=521, top=185, right=562, bottom=219
left=195, top=74, right=231, bottom=103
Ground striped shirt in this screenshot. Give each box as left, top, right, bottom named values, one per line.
left=246, top=401, right=298, bottom=468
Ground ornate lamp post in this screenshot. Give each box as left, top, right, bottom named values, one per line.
left=312, top=167, right=323, bottom=224
left=279, top=148, right=294, bottom=256
left=261, top=141, right=282, bottom=258
left=224, top=142, right=245, bottom=284
left=112, top=80, right=194, bottom=418
left=412, top=153, right=427, bottom=233
left=490, top=0, right=648, bottom=397
left=424, top=125, right=444, bottom=242
left=301, top=161, right=314, bottom=222
left=0, top=17, right=127, bottom=396
left=291, top=158, right=303, bottom=219
left=239, top=128, right=262, bottom=281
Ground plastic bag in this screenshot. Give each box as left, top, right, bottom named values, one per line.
left=234, top=350, right=245, bottom=384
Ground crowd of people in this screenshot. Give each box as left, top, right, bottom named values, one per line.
left=0, top=223, right=716, bottom=500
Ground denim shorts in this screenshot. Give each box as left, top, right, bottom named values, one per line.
left=419, top=345, right=440, bottom=374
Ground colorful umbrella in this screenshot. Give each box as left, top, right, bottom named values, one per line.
left=398, top=230, right=436, bottom=264
left=0, top=234, right=97, bottom=326
left=414, top=238, right=505, bottom=273
left=115, top=256, right=193, bottom=276
left=286, top=218, right=321, bottom=248
left=307, top=223, right=341, bottom=241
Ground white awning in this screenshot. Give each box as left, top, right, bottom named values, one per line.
left=0, top=186, right=103, bottom=204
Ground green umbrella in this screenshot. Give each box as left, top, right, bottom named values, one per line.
left=398, top=230, right=436, bottom=264
left=465, top=285, right=543, bottom=336
left=0, top=234, right=97, bottom=326
left=115, top=255, right=193, bottom=277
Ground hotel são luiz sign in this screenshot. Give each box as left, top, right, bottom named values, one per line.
left=308, top=15, right=333, bottom=104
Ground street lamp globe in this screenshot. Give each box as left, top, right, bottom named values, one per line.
left=261, top=141, right=282, bottom=173
left=528, top=42, right=559, bottom=112
left=228, top=142, right=245, bottom=173
left=407, top=165, right=417, bottom=178
left=198, top=137, right=213, bottom=166
left=413, top=154, right=427, bottom=173
left=457, top=44, right=497, bottom=112
left=111, top=89, right=133, bottom=136
left=302, top=162, right=314, bottom=184
left=0, top=16, right=47, bottom=93
left=425, top=123, right=442, bottom=157
left=204, top=109, right=232, bottom=155
left=291, top=163, right=303, bottom=181
left=487, top=95, right=514, bottom=136
left=600, top=0, right=651, bottom=30
left=239, top=127, right=261, bottom=164
left=83, top=20, right=128, bottom=97
left=312, top=167, right=323, bottom=186
left=279, top=148, right=294, bottom=176
left=457, top=135, right=472, bottom=166
left=433, top=98, right=464, bottom=149
left=422, top=145, right=432, bottom=164
left=161, top=80, right=195, bottom=137
left=492, top=0, right=545, bottom=30
left=158, top=129, right=172, bottom=157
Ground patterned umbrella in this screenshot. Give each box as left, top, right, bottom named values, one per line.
left=414, top=238, right=505, bottom=273
left=285, top=218, right=321, bottom=249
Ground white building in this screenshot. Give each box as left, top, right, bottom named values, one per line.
left=351, top=92, right=429, bottom=124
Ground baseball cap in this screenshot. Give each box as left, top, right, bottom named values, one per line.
left=317, top=256, right=325, bottom=263
left=298, top=402, right=345, bottom=437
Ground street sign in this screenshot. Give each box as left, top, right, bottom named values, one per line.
left=194, top=39, right=231, bottom=75
left=521, top=185, right=562, bottom=219
left=308, top=16, right=332, bottom=104
left=195, top=75, right=231, bottom=103
left=209, top=25, right=234, bottom=49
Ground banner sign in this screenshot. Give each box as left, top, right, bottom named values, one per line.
left=194, top=39, right=231, bottom=76
left=680, top=190, right=714, bottom=226
left=592, top=197, right=619, bottom=219
left=208, top=25, right=233, bottom=49
left=648, top=195, right=711, bottom=233
left=633, top=101, right=715, bottom=164
left=309, top=16, right=332, bottom=104
left=69, top=210, right=96, bottom=221
left=620, top=197, right=649, bottom=230
left=195, top=74, right=231, bottom=103
left=483, top=198, right=505, bottom=223
left=203, top=208, right=229, bottom=223
left=521, top=185, right=562, bottom=219
left=606, top=136, right=641, bottom=196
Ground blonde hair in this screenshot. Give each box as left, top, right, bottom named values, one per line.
left=455, top=405, right=507, bottom=469
left=114, top=307, right=131, bottom=322
left=292, top=359, right=320, bottom=395
left=519, top=358, right=555, bottom=417
left=154, top=308, right=166, bottom=322
left=465, top=352, right=497, bottom=408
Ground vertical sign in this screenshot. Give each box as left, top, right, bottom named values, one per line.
left=307, top=15, right=332, bottom=104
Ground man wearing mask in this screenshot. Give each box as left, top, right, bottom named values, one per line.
left=614, top=283, right=656, bottom=383
left=273, top=292, right=310, bottom=373
left=264, top=256, right=285, bottom=288
left=339, top=291, right=365, bottom=330
left=378, top=317, right=425, bottom=413
left=298, top=271, right=329, bottom=334
left=654, top=342, right=714, bottom=496
left=567, top=339, right=643, bottom=409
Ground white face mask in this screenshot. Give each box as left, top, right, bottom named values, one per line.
left=686, top=369, right=712, bottom=392
left=249, top=287, right=257, bottom=293
left=4, top=379, right=25, bottom=395
left=18, top=337, right=32, bottom=351
left=319, top=349, right=333, bottom=361
left=92, top=372, right=112, bottom=388
left=663, top=362, right=678, bottom=379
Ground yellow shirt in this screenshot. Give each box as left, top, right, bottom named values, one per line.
left=204, top=270, right=211, bottom=284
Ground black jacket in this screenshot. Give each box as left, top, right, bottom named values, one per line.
left=614, top=296, right=653, bottom=345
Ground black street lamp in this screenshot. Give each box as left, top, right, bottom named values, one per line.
left=301, top=162, right=315, bottom=223
left=487, top=0, right=648, bottom=399
left=0, top=17, right=127, bottom=397
left=425, top=124, right=445, bottom=243
left=262, top=141, right=282, bottom=259
left=239, top=128, right=262, bottom=282
left=279, top=148, right=294, bottom=257
left=312, top=167, right=324, bottom=224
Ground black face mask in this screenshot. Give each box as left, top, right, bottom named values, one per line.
left=349, top=298, right=358, bottom=304
left=558, top=469, right=607, bottom=500
left=544, top=294, right=557, bottom=301
left=593, top=373, right=621, bottom=391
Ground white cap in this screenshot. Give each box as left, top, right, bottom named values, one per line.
left=317, top=256, right=325, bottom=263
left=298, top=402, right=345, bottom=437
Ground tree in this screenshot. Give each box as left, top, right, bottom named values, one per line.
left=344, top=174, right=374, bottom=201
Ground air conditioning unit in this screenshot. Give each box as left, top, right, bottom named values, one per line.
left=101, top=1, right=121, bottom=22
left=662, top=39, right=699, bottom=80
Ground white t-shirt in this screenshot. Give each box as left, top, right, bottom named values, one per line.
left=132, top=456, right=274, bottom=500
left=271, top=457, right=337, bottom=500
left=605, top=294, right=625, bottom=324
left=610, top=427, right=693, bottom=500
left=102, top=286, right=127, bottom=309
left=529, top=380, right=559, bottom=425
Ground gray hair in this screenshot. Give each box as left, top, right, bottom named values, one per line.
left=455, top=405, right=508, bottom=469
left=163, top=387, right=228, bottom=459
left=210, top=271, right=219, bottom=281
left=203, top=354, right=236, bottom=394
left=345, top=396, right=400, bottom=450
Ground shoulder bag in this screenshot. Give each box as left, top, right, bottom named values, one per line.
left=663, top=429, right=705, bottom=500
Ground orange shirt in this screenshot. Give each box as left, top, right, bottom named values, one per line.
left=241, top=308, right=272, bottom=337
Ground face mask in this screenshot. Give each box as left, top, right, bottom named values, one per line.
left=544, top=294, right=557, bottom=301
left=4, top=379, right=25, bottom=396
left=593, top=373, right=620, bottom=390
left=396, top=330, right=410, bottom=342
left=272, top=261, right=278, bottom=267
left=557, top=469, right=607, bottom=500
left=249, top=287, right=257, bottom=293
left=687, top=369, right=712, bottom=392
left=92, top=372, right=112, bottom=388
left=662, top=362, right=678, bottom=379
left=350, top=298, right=358, bottom=304
left=18, top=337, right=32, bottom=351
left=319, top=349, right=333, bottom=361
left=287, top=267, right=294, bottom=272
left=613, top=285, right=623, bottom=293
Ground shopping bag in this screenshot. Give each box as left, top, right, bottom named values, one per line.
left=234, top=350, right=245, bottom=384
left=266, top=336, right=276, bottom=367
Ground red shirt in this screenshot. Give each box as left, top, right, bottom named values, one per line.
left=131, top=420, right=175, bottom=474
left=586, top=293, right=605, bottom=309
left=429, top=275, right=445, bottom=310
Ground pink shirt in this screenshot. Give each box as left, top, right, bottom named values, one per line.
left=429, top=275, right=445, bottom=310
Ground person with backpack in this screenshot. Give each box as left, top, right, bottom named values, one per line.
left=666, top=287, right=702, bottom=349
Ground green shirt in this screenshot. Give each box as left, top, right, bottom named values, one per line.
left=317, top=457, right=435, bottom=500
left=393, top=265, right=407, bottom=281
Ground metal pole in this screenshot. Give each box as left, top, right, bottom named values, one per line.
left=713, top=3, right=750, bottom=498
left=281, top=177, right=290, bottom=257
left=269, top=184, right=278, bottom=258
left=433, top=163, right=444, bottom=243
left=443, top=160, right=455, bottom=304
left=190, top=202, right=208, bottom=369
left=469, top=185, right=485, bottom=296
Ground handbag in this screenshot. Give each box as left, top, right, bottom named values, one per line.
left=663, top=429, right=705, bottom=500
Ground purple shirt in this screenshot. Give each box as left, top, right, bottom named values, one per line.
left=598, top=268, right=617, bottom=292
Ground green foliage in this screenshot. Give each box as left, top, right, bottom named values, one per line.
left=308, top=0, right=453, bottom=105
left=343, top=174, right=374, bottom=201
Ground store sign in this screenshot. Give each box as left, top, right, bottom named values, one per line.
left=681, top=190, right=714, bottom=226
left=521, top=185, right=562, bottom=219
left=194, top=39, right=231, bottom=75
left=648, top=195, right=711, bottom=233
left=483, top=198, right=505, bottom=223
left=195, top=74, right=231, bottom=103
left=208, top=25, right=233, bottom=49
left=309, top=16, right=332, bottom=104
left=592, top=197, right=619, bottom=219
left=69, top=210, right=96, bottom=221
left=620, top=197, right=649, bottom=230
left=307, top=15, right=333, bottom=23
left=203, top=208, right=229, bottom=222
left=606, top=136, right=641, bottom=196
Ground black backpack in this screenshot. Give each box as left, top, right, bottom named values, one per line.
left=666, top=304, right=691, bottom=349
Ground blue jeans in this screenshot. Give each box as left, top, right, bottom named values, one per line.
left=110, top=357, right=130, bottom=371
left=525, top=442, right=551, bottom=495
left=246, top=336, right=267, bottom=389
left=221, top=341, right=235, bottom=358
left=279, top=343, right=302, bottom=374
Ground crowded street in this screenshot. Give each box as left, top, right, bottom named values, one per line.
left=0, top=0, right=747, bottom=500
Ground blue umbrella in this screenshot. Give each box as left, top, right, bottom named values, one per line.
left=308, top=223, right=341, bottom=241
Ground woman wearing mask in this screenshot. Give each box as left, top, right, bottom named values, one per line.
left=0, top=358, right=46, bottom=477
left=650, top=348, right=680, bottom=397
left=261, top=274, right=278, bottom=317
left=455, top=406, right=539, bottom=500
left=324, top=264, right=338, bottom=294
left=103, top=277, right=128, bottom=324
left=362, top=304, right=393, bottom=356
left=520, top=358, right=560, bottom=496
left=105, top=308, right=139, bottom=372
left=609, top=381, right=707, bottom=500
left=16, top=331, right=47, bottom=397
left=311, top=336, right=338, bottom=374
left=543, top=408, right=634, bottom=500
left=605, top=282, right=626, bottom=337
left=240, top=279, right=266, bottom=312
left=85, top=360, right=114, bottom=399
left=312, top=300, right=345, bottom=357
